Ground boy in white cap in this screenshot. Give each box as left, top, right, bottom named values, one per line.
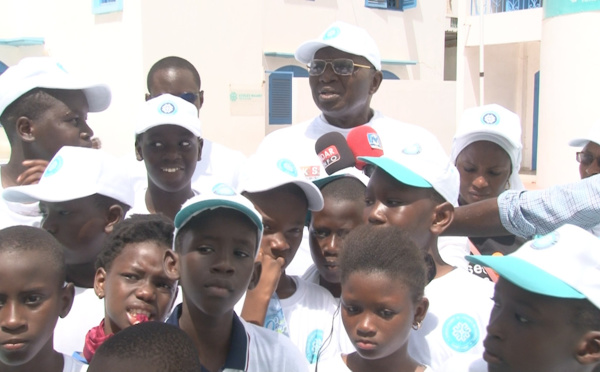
left=131, top=94, right=202, bottom=220
left=255, top=21, right=438, bottom=276
left=2, top=146, right=133, bottom=356
left=440, top=104, right=527, bottom=279
left=0, top=57, right=111, bottom=229
left=360, top=134, right=495, bottom=370
left=464, top=224, right=600, bottom=372
left=237, top=155, right=341, bottom=364
left=163, top=183, right=309, bottom=371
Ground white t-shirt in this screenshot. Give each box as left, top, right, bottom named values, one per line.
left=0, top=166, right=42, bottom=229
left=264, top=276, right=341, bottom=364
left=437, top=236, right=470, bottom=271
left=408, top=268, right=494, bottom=371
left=437, top=354, right=487, bottom=372
left=243, top=318, right=310, bottom=372
left=256, top=111, right=439, bottom=276
left=54, top=286, right=104, bottom=356
left=315, top=354, right=434, bottom=372
left=126, top=182, right=200, bottom=218
left=62, top=353, right=88, bottom=372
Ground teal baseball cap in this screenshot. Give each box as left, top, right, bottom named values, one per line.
left=467, top=224, right=600, bottom=309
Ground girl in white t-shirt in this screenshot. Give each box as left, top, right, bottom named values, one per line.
left=315, top=224, right=432, bottom=372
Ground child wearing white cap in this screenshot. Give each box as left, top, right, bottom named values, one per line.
left=130, top=94, right=202, bottom=220
left=458, top=224, right=600, bottom=372
left=360, top=134, right=495, bottom=370
left=237, top=154, right=342, bottom=364
left=2, top=146, right=133, bottom=357
left=439, top=104, right=527, bottom=280
left=163, top=183, right=308, bottom=371
left=0, top=57, right=111, bottom=229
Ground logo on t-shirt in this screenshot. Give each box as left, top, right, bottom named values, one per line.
left=306, top=329, right=324, bottom=364
left=442, top=313, right=480, bottom=352
left=277, top=159, right=298, bottom=177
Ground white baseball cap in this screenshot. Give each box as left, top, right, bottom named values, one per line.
left=238, top=154, right=324, bottom=212
left=2, top=146, right=134, bottom=207
left=569, top=120, right=600, bottom=148
left=359, top=134, right=460, bottom=205
left=174, top=183, right=263, bottom=252
left=467, top=224, right=600, bottom=310
left=135, top=94, right=202, bottom=137
left=0, top=57, right=111, bottom=119
left=295, top=21, right=381, bottom=71
left=451, top=104, right=524, bottom=190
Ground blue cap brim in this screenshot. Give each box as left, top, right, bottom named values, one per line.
left=175, top=199, right=263, bottom=234
left=466, top=255, right=586, bottom=300
left=358, top=156, right=431, bottom=188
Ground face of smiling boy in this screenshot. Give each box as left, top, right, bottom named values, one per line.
left=0, top=250, right=72, bottom=367
left=135, top=124, right=202, bottom=193
left=94, top=241, right=178, bottom=335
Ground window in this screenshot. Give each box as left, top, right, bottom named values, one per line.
left=365, top=0, right=417, bottom=11
left=268, top=71, right=293, bottom=125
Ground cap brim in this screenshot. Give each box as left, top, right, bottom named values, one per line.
left=569, top=138, right=590, bottom=147
left=35, top=75, right=111, bottom=112
left=2, top=184, right=94, bottom=204
left=359, top=156, right=432, bottom=188
left=295, top=41, right=329, bottom=64
left=175, top=199, right=263, bottom=232
left=466, top=255, right=586, bottom=299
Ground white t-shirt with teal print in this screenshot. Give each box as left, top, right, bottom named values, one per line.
left=264, top=276, right=340, bottom=364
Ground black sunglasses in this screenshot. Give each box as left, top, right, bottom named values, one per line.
left=307, top=58, right=373, bottom=76
left=576, top=151, right=600, bottom=167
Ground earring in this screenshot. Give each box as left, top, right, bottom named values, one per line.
left=412, top=321, right=422, bottom=330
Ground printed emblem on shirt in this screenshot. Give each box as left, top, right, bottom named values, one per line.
left=301, top=166, right=321, bottom=180
left=306, top=329, right=324, bottom=364
left=277, top=159, right=298, bottom=177
left=442, top=313, right=480, bottom=352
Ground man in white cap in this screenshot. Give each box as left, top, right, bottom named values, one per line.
left=0, top=57, right=111, bottom=228
left=255, top=21, right=437, bottom=275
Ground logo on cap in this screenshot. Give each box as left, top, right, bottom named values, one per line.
left=159, top=102, right=176, bottom=115
left=56, top=62, right=68, bottom=73
left=43, top=155, right=64, bottom=178
left=367, top=133, right=383, bottom=150
left=277, top=159, right=298, bottom=177
left=402, top=143, right=422, bottom=155
left=323, top=26, right=340, bottom=40
left=531, top=231, right=559, bottom=250
left=212, top=183, right=236, bottom=196
left=481, top=112, right=499, bottom=125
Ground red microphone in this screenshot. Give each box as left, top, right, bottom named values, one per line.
left=346, top=125, right=384, bottom=170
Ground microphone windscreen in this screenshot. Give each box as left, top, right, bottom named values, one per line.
left=347, top=125, right=384, bottom=170
left=315, top=132, right=356, bottom=175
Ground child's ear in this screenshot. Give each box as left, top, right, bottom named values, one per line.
left=104, top=205, right=125, bottom=234
left=575, top=331, right=600, bottom=365
left=163, top=250, right=181, bottom=281
left=134, top=140, right=144, bottom=161
left=59, top=282, right=75, bottom=319
left=94, top=268, right=107, bottom=299
left=430, top=201, right=454, bottom=236
left=413, top=296, right=429, bottom=326
left=197, top=138, right=204, bottom=162
left=247, top=261, right=262, bottom=290
left=16, top=116, right=35, bottom=143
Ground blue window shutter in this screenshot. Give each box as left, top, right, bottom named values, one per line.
left=269, top=71, right=293, bottom=125
left=365, top=0, right=417, bottom=11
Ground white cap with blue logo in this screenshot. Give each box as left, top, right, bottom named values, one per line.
left=135, top=94, right=202, bottom=137
left=2, top=146, right=134, bottom=207
left=467, top=224, right=600, bottom=310
left=238, top=154, right=324, bottom=212
left=0, top=57, right=111, bottom=119
left=295, top=21, right=381, bottom=71
left=359, top=134, right=460, bottom=206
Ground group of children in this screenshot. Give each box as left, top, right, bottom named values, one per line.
left=1, top=27, right=600, bottom=372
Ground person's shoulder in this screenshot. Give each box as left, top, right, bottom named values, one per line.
left=300, top=264, right=320, bottom=284
left=293, top=276, right=337, bottom=305
left=62, top=353, right=88, bottom=372
left=242, top=320, right=309, bottom=371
